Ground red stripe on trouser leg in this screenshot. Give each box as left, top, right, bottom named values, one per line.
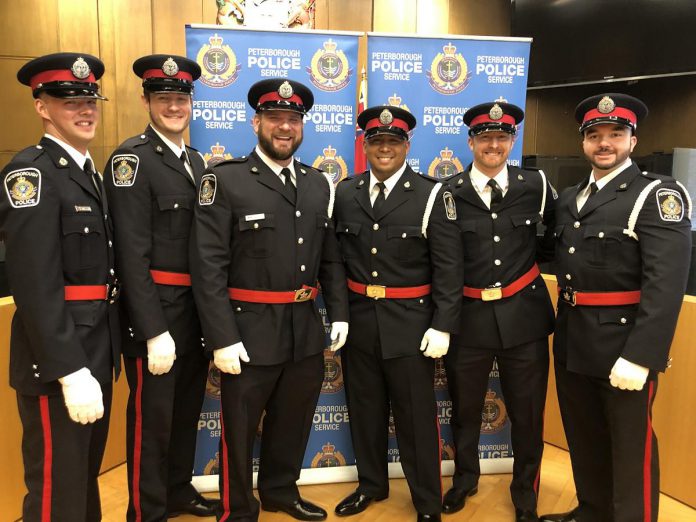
left=132, top=358, right=144, bottom=522
left=39, top=396, right=52, bottom=522
left=643, top=381, right=655, bottom=522
left=219, top=403, right=231, bottom=521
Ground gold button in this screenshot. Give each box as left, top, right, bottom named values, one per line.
left=491, top=213, right=498, bottom=219
left=574, top=221, right=580, bottom=228
left=371, top=271, right=378, bottom=277
left=373, top=223, right=379, bottom=230
left=525, top=219, right=531, bottom=225
left=566, top=274, right=572, bottom=280
left=569, top=247, right=575, bottom=254
left=401, top=232, right=407, bottom=239
left=371, top=248, right=377, bottom=254
left=298, top=238, right=304, bottom=244
left=493, top=235, right=500, bottom=242
left=300, top=265, right=306, bottom=272
left=84, top=227, right=89, bottom=233
left=253, top=223, right=259, bottom=229
left=494, top=259, right=502, bottom=266
left=296, top=210, right=301, bottom=217
left=598, top=232, right=605, bottom=238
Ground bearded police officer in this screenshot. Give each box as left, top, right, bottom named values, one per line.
left=442, top=102, right=555, bottom=522
left=191, top=78, right=349, bottom=522
left=103, top=55, right=219, bottom=519
left=332, top=106, right=462, bottom=522
left=1, top=53, right=119, bottom=521
left=540, top=94, right=691, bottom=522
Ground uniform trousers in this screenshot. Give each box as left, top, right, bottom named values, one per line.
left=217, top=352, right=324, bottom=522
left=445, top=339, right=548, bottom=511
left=124, top=349, right=209, bottom=521
left=555, top=361, right=659, bottom=522
left=342, top=316, right=442, bottom=514
left=17, top=384, right=113, bottom=522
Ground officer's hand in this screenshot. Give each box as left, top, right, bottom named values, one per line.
left=419, top=328, right=450, bottom=358
left=214, top=342, right=250, bottom=374
left=146, top=331, right=177, bottom=375
left=329, top=322, right=349, bottom=352
left=59, top=367, right=104, bottom=425
left=609, top=357, right=649, bottom=390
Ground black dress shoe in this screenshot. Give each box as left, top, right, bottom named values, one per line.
left=539, top=507, right=579, bottom=522
left=262, top=498, right=328, bottom=521
left=442, top=486, right=478, bottom=514
left=168, top=493, right=221, bottom=517
left=417, top=514, right=441, bottom=522
left=516, top=508, right=540, bottom=521
left=335, top=490, right=388, bottom=516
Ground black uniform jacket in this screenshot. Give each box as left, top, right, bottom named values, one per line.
left=104, top=126, right=205, bottom=358
left=447, top=165, right=555, bottom=350
left=190, top=150, right=349, bottom=365
left=333, top=166, right=463, bottom=359
left=0, top=137, right=120, bottom=395
left=553, top=163, right=691, bottom=378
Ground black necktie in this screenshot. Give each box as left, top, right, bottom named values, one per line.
left=487, top=178, right=503, bottom=209
left=373, top=182, right=387, bottom=214
left=84, top=158, right=102, bottom=201
left=589, top=181, right=599, bottom=197
left=280, top=167, right=296, bottom=201
left=179, top=151, right=189, bottom=165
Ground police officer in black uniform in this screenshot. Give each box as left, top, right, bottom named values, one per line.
left=441, top=102, right=555, bottom=522
left=332, top=106, right=462, bottom=522
left=190, top=78, right=350, bottom=522
left=103, top=54, right=218, bottom=519
left=540, top=94, right=692, bottom=522
left=1, top=52, right=119, bottom=521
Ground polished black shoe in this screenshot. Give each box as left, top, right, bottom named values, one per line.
left=417, top=514, right=441, bottom=522
left=335, top=490, right=388, bottom=516
left=262, top=498, right=328, bottom=521
left=441, top=486, right=478, bottom=514
left=539, top=508, right=580, bottom=522
left=516, top=508, right=540, bottom=521
left=168, top=493, right=221, bottom=517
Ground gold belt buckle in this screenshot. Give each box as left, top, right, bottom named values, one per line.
left=365, top=284, right=386, bottom=299
left=481, top=287, right=502, bottom=301
left=294, top=288, right=313, bottom=302
left=560, top=288, right=577, bottom=307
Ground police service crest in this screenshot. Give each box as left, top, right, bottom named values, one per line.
left=311, top=442, right=347, bottom=468
left=321, top=350, right=344, bottom=393
left=199, top=173, right=217, bottom=206
left=427, top=147, right=464, bottom=179
left=307, top=39, right=351, bottom=92
left=656, top=188, right=684, bottom=222
left=203, top=142, right=234, bottom=166
left=313, top=145, right=348, bottom=184
left=162, top=57, right=179, bottom=76
left=71, top=57, right=91, bottom=79
left=197, top=33, right=241, bottom=88
left=4, top=168, right=40, bottom=208
left=481, top=390, right=507, bottom=434
left=111, top=154, right=139, bottom=187
left=427, top=42, right=472, bottom=95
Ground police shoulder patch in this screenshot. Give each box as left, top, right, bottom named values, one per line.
left=656, top=187, right=684, bottom=222
left=199, top=173, right=217, bottom=206
left=4, top=168, right=41, bottom=209
left=443, top=190, right=457, bottom=220
left=111, top=154, right=139, bottom=187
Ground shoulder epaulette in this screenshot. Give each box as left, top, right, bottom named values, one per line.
left=417, top=171, right=438, bottom=183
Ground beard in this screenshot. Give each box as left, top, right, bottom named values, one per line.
left=586, top=147, right=631, bottom=173
left=257, top=131, right=303, bottom=162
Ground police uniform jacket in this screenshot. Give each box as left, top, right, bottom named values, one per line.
left=333, top=166, right=462, bottom=359
left=0, top=137, right=119, bottom=395
left=191, top=150, right=349, bottom=365
left=104, top=125, right=205, bottom=358
left=447, top=165, right=555, bottom=350
left=553, top=163, right=691, bottom=378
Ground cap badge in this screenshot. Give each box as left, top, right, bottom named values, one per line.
left=71, top=57, right=91, bottom=79
left=162, top=57, right=179, bottom=77
left=489, top=103, right=504, bottom=121
left=278, top=81, right=294, bottom=99
left=597, top=96, right=615, bottom=114
left=379, top=109, right=394, bottom=125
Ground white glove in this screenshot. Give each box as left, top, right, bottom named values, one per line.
left=329, top=322, right=349, bottom=352
left=214, top=342, right=250, bottom=374
left=146, top=331, right=177, bottom=375
left=609, top=356, right=649, bottom=390
left=419, top=328, right=450, bottom=358
left=59, top=367, right=104, bottom=425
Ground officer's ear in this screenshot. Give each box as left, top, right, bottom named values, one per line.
left=141, top=92, right=150, bottom=112
left=252, top=112, right=261, bottom=135
left=34, top=95, right=50, bottom=121
left=629, top=133, right=637, bottom=152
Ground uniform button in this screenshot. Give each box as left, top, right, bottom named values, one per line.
left=34, top=373, right=40, bottom=378
left=419, top=299, right=424, bottom=304
left=401, top=232, right=407, bottom=239
left=236, top=307, right=242, bottom=312
left=32, top=364, right=38, bottom=370
left=574, top=221, right=580, bottom=228
left=201, top=337, right=205, bottom=341
left=300, top=265, right=306, bottom=272
left=84, top=226, right=90, bottom=233
left=130, top=333, right=134, bottom=338
left=108, top=240, right=113, bottom=247
left=174, top=203, right=179, bottom=209
left=373, top=223, right=379, bottom=230
left=298, top=237, right=304, bottom=244
left=525, top=219, right=531, bottom=225
left=598, top=232, right=605, bottom=238
left=566, top=274, right=572, bottom=280
left=371, top=271, right=378, bottom=277
left=494, top=259, right=502, bottom=266
left=296, top=210, right=301, bottom=217
left=371, top=247, right=377, bottom=254
left=140, top=134, right=146, bottom=139
left=532, top=285, right=536, bottom=289
left=104, top=214, right=108, bottom=220
left=253, top=223, right=259, bottom=229
left=110, top=268, right=115, bottom=275
left=493, top=235, right=500, bottom=242
left=620, top=317, right=627, bottom=324
left=495, top=282, right=502, bottom=287
left=109, top=299, right=115, bottom=304
left=568, top=247, right=575, bottom=254
left=345, top=227, right=349, bottom=232
left=491, top=213, right=498, bottom=220
left=324, top=222, right=328, bottom=228
left=36, top=145, right=43, bottom=149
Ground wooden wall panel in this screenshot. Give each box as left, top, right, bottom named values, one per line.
left=373, top=0, right=416, bottom=33
left=449, top=0, right=511, bottom=37
left=314, top=0, right=329, bottom=30
left=0, top=1, right=59, bottom=57
left=416, top=0, right=449, bottom=35
left=153, top=0, right=204, bottom=56
left=327, top=0, right=372, bottom=32
left=0, top=58, right=43, bottom=158
left=202, top=0, right=219, bottom=25
left=57, top=0, right=100, bottom=54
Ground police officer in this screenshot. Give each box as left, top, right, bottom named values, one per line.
left=103, top=54, right=218, bottom=519
left=332, top=106, right=462, bottom=522
left=540, top=94, right=692, bottom=522
left=190, top=78, right=350, bottom=522
left=441, top=102, right=555, bottom=522
left=1, top=53, right=119, bottom=521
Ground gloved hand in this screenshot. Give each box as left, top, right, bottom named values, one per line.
left=329, top=321, right=349, bottom=351
left=146, top=331, right=177, bottom=375
left=214, top=342, right=250, bottom=374
left=609, top=356, right=649, bottom=390
left=419, top=328, right=450, bottom=358
left=59, top=367, right=104, bottom=425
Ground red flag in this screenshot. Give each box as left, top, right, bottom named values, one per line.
left=354, top=67, right=367, bottom=174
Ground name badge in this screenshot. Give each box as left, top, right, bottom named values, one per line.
left=245, top=213, right=265, bottom=221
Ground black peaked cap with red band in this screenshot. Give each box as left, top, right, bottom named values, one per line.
left=357, top=105, right=416, bottom=141
left=133, top=54, right=201, bottom=94
left=575, top=93, right=648, bottom=133
left=248, top=79, right=314, bottom=114
left=17, top=52, right=106, bottom=99
left=463, top=101, right=524, bottom=136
